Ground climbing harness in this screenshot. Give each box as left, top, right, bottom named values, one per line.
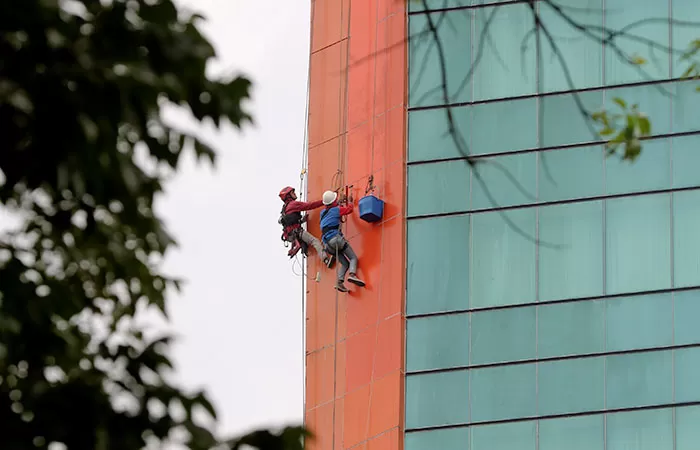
left=278, top=189, right=312, bottom=259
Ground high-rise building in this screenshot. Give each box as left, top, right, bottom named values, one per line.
left=303, top=1, right=700, bottom=450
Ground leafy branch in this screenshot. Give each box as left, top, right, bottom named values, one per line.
left=404, top=0, right=700, bottom=246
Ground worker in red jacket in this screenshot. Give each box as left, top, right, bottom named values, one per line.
left=279, top=186, right=332, bottom=267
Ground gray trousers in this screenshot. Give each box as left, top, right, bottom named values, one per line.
left=298, top=229, right=324, bottom=257
left=325, top=234, right=358, bottom=282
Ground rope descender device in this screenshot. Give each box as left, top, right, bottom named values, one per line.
left=365, top=175, right=375, bottom=195
left=338, top=184, right=353, bottom=223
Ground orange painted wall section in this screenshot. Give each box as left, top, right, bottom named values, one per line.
left=304, top=1, right=407, bottom=450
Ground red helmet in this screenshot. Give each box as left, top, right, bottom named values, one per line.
left=279, top=186, right=295, bottom=201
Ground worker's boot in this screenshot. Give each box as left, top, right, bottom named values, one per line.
left=334, top=281, right=349, bottom=292
left=347, top=273, right=365, bottom=287
left=287, top=241, right=302, bottom=258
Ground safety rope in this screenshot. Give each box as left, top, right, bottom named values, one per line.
left=330, top=2, right=352, bottom=449
left=299, top=0, right=315, bottom=440
left=299, top=1, right=350, bottom=447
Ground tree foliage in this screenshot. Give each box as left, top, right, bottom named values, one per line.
left=0, top=0, right=307, bottom=449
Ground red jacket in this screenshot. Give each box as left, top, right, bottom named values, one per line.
left=338, top=203, right=354, bottom=216
left=284, top=199, right=324, bottom=214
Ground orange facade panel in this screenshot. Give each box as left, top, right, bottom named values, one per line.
left=305, top=0, right=407, bottom=450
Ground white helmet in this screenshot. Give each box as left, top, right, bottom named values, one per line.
left=322, top=190, right=338, bottom=206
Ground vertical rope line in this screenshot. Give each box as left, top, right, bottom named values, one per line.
left=331, top=1, right=353, bottom=449
left=363, top=0, right=383, bottom=443
left=300, top=0, right=316, bottom=441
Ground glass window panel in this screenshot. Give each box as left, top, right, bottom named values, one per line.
left=541, top=90, right=604, bottom=148
left=408, top=0, right=472, bottom=12
left=470, top=98, right=537, bottom=155
left=538, top=300, right=605, bottom=358
left=405, top=428, right=469, bottom=450
left=470, top=153, right=537, bottom=210
left=672, top=134, right=700, bottom=189
left=470, top=306, right=536, bottom=365
left=407, top=216, right=470, bottom=315
left=539, top=146, right=604, bottom=202
left=471, top=421, right=536, bottom=450
left=605, top=194, right=671, bottom=294
left=405, top=371, right=469, bottom=429
left=676, top=405, right=700, bottom=450
left=674, top=290, right=700, bottom=345
left=671, top=0, right=700, bottom=78
left=407, top=161, right=470, bottom=217
left=606, top=351, right=673, bottom=409
left=605, top=293, right=673, bottom=352
left=409, top=11, right=472, bottom=108
left=606, top=409, right=673, bottom=450
left=604, top=83, right=672, bottom=137
left=604, top=0, right=669, bottom=85
left=672, top=81, right=700, bottom=134
left=673, top=190, right=700, bottom=287
left=472, top=4, right=536, bottom=100
left=471, top=208, right=536, bottom=308
left=540, top=415, right=604, bottom=450
left=675, top=347, right=700, bottom=403
left=408, top=108, right=469, bottom=163
left=538, top=357, right=605, bottom=415
left=539, top=0, right=604, bottom=92
left=605, top=139, right=670, bottom=195
left=406, top=314, right=470, bottom=372
left=539, top=201, right=604, bottom=301
left=470, top=364, right=536, bottom=422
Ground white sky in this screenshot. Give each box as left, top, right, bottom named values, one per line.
left=156, top=0, right=311, bottom=438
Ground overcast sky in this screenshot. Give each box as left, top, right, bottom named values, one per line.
left=156, top=0, right=312, bottom=438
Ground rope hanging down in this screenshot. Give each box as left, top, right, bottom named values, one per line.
left=298, top=0, right=315, bottom=437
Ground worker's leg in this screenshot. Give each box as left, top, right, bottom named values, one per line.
left=300, top=229, right=332, bottom=266
left=299, top=229, right=323, bottom=255
left=328, top=236, right=350, bottom=292
left=342, top=241, right=365, bottom=287
left=331, top=239, right=350, bottom=281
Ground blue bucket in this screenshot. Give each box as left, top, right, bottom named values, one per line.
left=358, top=194, right=384, bottom=223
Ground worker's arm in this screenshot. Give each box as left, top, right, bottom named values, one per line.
left=338, top=203, right=354, bottom=216
left=285, top=199, right=324, bottom=213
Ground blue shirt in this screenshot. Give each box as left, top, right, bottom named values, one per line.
left=320, top=206, right=342, bottom=243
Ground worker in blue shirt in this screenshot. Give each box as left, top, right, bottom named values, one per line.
left=319, top=190, right=366, bottom=292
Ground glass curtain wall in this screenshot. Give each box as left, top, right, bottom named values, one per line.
left=405, top=0, right=700, bottom=449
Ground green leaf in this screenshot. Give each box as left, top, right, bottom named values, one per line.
left=612, top=97, right=627, bottom=109
left=192, top=390, right=217, bottom=420
left=624, top=139, right=642, bottom=161
left=630, top=55, right=647, bottom=65
left=193, top=137, right=216, bottom=165
left=591, top=111, right=606, bottom=121
left=638, top=116, right=652, bottom=137
left=609, top=132, right=626, bottom=145
left=680, top=63, right=698, bottom=79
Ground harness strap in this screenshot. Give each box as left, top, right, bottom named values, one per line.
left=322, top=225, right=340, bottom=235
